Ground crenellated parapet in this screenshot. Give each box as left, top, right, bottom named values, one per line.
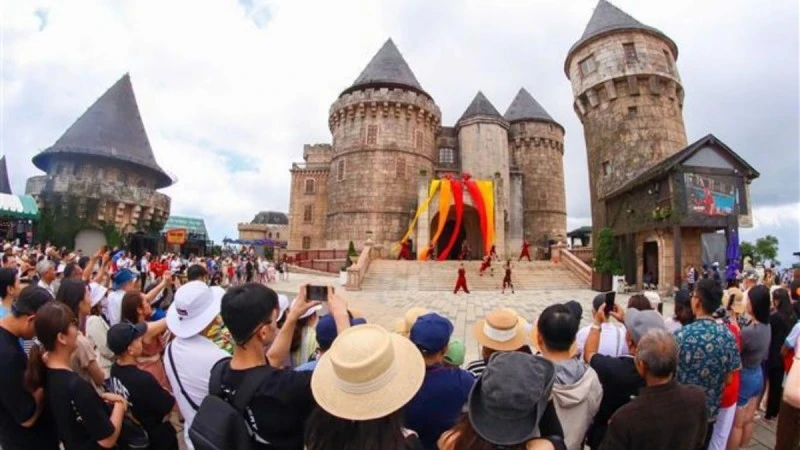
left=329, top=87, right=441, bottom=133
left=572, top=74, right=684, bottom=119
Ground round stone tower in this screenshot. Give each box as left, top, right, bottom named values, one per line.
left=565, top=0, right=687, bottom=242
left=326, top=39, right=441, bottom=249
left=504, top=88, right=566, bottom=246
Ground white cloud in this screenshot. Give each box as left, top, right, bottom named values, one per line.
left=1, top=0, right=797, bottom=252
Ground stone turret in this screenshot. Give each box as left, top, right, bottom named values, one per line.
left=326, top=39, right=441, bottom=249
left=456, top=91, right=511, bottom=253
left=565, top=0, right=687, bottom=244
left=26, top=73, right=172, bottom=245
left=504, top=88, right=566, bottom=245
left=0, top=156, right=11, bottom=194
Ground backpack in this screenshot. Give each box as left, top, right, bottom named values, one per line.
left=189, top=358, right=270, bottom=450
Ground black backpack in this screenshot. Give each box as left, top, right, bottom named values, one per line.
left=189, top=358, right=269, bottom=450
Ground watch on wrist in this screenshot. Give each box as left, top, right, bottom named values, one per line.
left=590, top=324, right=601, bottom=330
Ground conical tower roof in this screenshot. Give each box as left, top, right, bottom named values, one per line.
left=0, top=156, right=11, bottom=194
left=503, top=88, right=561, bottom=127
left=32, top=74, right=173, bottom=188
left=567, top=0, right=677, bottom=59
left=342, top=39, right=428, bottom=97
left=458, top=91, right=503, bottom=124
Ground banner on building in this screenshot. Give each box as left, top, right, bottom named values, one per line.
left=165, top=228, right=188, bottom=245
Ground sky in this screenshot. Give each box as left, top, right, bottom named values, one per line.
left=2, top=0, right=799, bottom=264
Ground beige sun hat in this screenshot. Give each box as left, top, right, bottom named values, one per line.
left=311, top=324, right=425, bottom=420
left=393, top=306, right=429, bottom=337
left=473, top=309, right=527, bottom=351
left=726, top=287, right=745, bottom=314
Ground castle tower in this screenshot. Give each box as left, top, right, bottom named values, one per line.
left=456, top=91, right=511, bottom=254
left=0, top=156, right=11, bottom=194
left=326, top=39, right=441, bottom=249
left=565, top=0, right=687, bottom=243
left=26, top=74, right=173, bottom=251
left=505, top=88, right=566, bottom=246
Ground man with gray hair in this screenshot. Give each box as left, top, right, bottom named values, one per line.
left=600, top=329, right=707, bottom=450
left=35, top=260, right=56, bottom=298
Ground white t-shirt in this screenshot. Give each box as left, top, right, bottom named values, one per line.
left=576, top=322, right=630, bottom=358
left=170, top=260, right=181, bottom=274
left=164, top=335, right=228, bottom=450
left=105, top=290, right=125, bottom=325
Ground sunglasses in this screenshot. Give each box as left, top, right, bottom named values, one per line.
left=234, top=317, right=273, bottom=347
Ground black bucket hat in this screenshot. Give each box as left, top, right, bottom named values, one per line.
left=468, top=352, right=555, bottom=446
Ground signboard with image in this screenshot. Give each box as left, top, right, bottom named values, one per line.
left=685, top=173, right=737, bottom=216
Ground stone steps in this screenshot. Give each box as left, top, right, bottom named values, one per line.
left=360, top=260, right=587, bottom=291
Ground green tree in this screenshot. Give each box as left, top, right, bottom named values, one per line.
left=594, top=227, right=623, bottom=275
left=740, top=235, right=780, bottom=266
left=347, top=240, right=358, bottom=259
left=740, top=241, right=756, bottom=262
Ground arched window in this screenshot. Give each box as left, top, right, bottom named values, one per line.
left=276, top=232, right=280, bottom=239
left=268, top=232, right=273, bottom=238
left=304, top=178, right=315, bottom=194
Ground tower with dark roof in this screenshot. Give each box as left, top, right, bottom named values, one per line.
left=26, top=74, right=173, bottom=250
left=565, top=0, right=687, bottom=245
left=323, top=38, right=441, bottom=250
left=0, top=156, right=11, bottom=195
left=505, top=88, right=567, bottom=245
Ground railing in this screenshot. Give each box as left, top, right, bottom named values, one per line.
left=297, top=259, right=345, bottom=274
left=570, top=247, right=594, bottom=265
left=296, top=249, right=350, bottom=260
left=346, top=245, right=377, bottom=291
left=558, top=248, right=592, bottom=286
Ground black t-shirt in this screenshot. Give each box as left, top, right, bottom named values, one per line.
left=110, top=363, right=178, bottom=450
left=587, top=354, right=643, bottom=448
left=768, top=313, right=794, bottom=369
left=219, top=364, right=314, bottom=450
left=47, top=368, right=115, bottom=450
left=0, top=327, right=59, bottom=449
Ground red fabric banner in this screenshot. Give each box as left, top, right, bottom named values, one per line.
left=463, top=175, right=487, bottom=253
left=438, top=179, right=464, bottom=261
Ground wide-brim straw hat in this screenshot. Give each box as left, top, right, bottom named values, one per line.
left=312, top=324, right=425, bottom=421
left=473, top=309, right=527, bottom=351
left=393, top=306, right=429, bottom=336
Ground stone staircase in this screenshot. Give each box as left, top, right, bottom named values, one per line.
left=360, top=260, right=588, bottom=292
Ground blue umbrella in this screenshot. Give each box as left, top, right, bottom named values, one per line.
left=726, top=229, right=740, bottom=281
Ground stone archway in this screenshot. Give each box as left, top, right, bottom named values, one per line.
left=429, top=205, right=483, bottom=260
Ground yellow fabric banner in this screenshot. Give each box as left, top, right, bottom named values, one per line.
left=420, top=179, right=452, bottom=260
left=393, top=180, right=441, bottom=252
left=477, top=180, right=494, bottom=254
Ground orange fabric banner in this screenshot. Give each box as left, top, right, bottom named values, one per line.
left=393, top=180, right=440, bottom=253
left=477, top=181, right=494, bottom=254
left=420, top=179, right=452, bottom=260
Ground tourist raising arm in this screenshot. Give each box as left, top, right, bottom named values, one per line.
left=81, top=249, right=102, bottom=283
left=143, top=274, right=171, bottom=305
left=266, top=284, right=324, bottom=368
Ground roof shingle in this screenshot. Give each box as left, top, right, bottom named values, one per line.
left=458, top=91, right=503, bottom=123
left=503, top=88, right=560, bottom=126
left=345, top=39, right=425, bottom=95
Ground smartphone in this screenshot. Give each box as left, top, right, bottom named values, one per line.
left=604, top=291, right=616, bottom=315
left=306, top=285, right=330, bottom=302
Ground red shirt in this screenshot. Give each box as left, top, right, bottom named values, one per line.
left=457, top=268, right=466, bottom=279
left=719, top=322, right=742, bottom=408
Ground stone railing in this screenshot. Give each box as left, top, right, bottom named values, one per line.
left=346, top=244, right=381, bottom=291
left=555, top=247, right=592, bottom=286
left=570, top=247, right=594, bottom=266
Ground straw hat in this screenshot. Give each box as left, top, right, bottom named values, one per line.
left=393, top=306, right=429, bottom=337
left=473, top=309, right=527, bottom=351
left=725, top=287, right=745, bottom=314
left=311, top=324, right=424, bottom=420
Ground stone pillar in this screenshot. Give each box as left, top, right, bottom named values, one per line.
left=415, top=170, right=432, bottom=256
left=508, top=173, right=524, bottom=259
left=493, top=173, right=507, bottom=257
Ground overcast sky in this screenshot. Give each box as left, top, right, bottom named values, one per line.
left=2, top=0, right=798, bottom=264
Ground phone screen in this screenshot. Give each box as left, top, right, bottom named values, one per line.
left=306, top=285, right=329, bottom=302
left=604, top=291, right=616, bottom=315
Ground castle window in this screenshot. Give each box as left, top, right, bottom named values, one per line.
left=623, top=43, right=638, bottom=62
left=137, top=179, right=147, bottom=188
left=628, top=106, right=638, bottom=117
left=579, top=54, right=597, bottom=76
left=276, top=232, right=280, bottom=239
left=72, top=164, right=82, bottom=177
left=302, top=236, right=311, bottom=249
left=602, top=161, right=611, bottom=177
left=439, top=148, right=455, bottom=165
left=118, top=172, right=127, bottom=184
left=663, top=50, right=674, bottom=72
left=367, top=125, right=378, bottom=145
left=337, top=159, right=346, bottom=182
left=304, top=178, right=315, bottom=194
left=303, top=205, right=313, bottom=223
left=396, top=157, right=406, bottom=179
left=95, top=167, right=104, bottom=181
left=415, top=130, right=423, bottom=149
left=268, top=232, right=273, bottom=239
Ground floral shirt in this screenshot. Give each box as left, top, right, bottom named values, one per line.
left=203, top=316, right=234, bottom=355
left=675, top=317, right=741, bottom=419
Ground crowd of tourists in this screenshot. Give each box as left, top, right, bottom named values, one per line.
left=1, top=239, right=800, bottom=450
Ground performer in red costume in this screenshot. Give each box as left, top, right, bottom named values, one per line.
left=397, top=239, right=413, bottom=260
left=519, top=240, right=532, bottom=261
left=502, top=259, right=514, bottom=294
left=425, top=242, right=437, bottom=261
left=489, top=244, right=499, bottom=260
left=459, top=241, right=471, bottom=261
left=454, top=263, right=470, bottom=294
left=479, top=255, right=493, bottom=277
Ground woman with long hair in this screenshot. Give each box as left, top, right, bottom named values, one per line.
left=727, top=285, right=772, bottom=449
left=26, top=302, right=128, bottom=449
left=765, top=287, right=797, bottom=419
left=55, top=278, right=107, bottom=389
left=120, top=291, right=170, bottom=390
left=289, top=306, right=320, bottom=367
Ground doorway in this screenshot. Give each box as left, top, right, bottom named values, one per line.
left=430, top=205, right=482, bottom=260
left=643, top=241, right=659, bottom=287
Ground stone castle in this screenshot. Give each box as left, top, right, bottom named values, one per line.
left=288, top=40, right=566, bottom=258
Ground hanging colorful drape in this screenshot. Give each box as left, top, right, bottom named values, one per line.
left=463, top=176, right=488, bottom=255
left=393, top=180, right=441, bottom=252
left=438, top=179, right=464, bottom=261
left=477, top=180, right=495, bottom=254
left=419, top=178, right=452, bottom=260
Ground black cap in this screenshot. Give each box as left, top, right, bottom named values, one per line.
left=12, top=286, right=52, bottom=316
left=107, top=322, right=147, bottom=355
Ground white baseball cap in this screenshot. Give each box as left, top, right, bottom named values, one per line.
left=277, top=294, right=290, bottom=322
left=167, top=281, right=223, bottom=338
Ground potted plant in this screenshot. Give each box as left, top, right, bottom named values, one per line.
left=593, top=227, right=623, bottom=291
left=347, top=240, right=358, bottom=263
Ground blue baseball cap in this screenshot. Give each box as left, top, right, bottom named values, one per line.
left=410, top=313, right=453, bottom=354
left=316, top=314, right=367, bottom=350
left=112, top=268, right=137, bottom=290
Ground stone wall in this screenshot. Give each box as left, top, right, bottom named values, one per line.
left=303, top=144, right=332, bottom=164
left=566, top=30, right=687, bottom=246
left=326, top=87, right=441, bottom=249
left=237, top=223, right=289, bottom=242
left=508, top=121, right=567, bottom=245
left=288, top=165, right=328, bottom=251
